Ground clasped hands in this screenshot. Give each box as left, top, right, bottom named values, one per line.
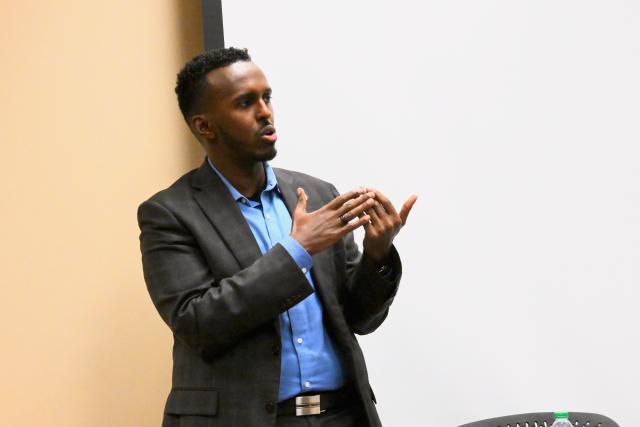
left=290, top=187, right=417, bottom=267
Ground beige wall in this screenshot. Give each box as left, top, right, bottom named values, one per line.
left=0, top=1, right=205, bottom=425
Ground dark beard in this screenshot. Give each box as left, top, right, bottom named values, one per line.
left=217, top=128, right=278, bottom=163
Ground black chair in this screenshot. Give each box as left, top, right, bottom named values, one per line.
left=458, top=412, right=620, bottom=427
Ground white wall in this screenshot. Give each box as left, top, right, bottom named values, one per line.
left=223, top=1, right=640, bottom=425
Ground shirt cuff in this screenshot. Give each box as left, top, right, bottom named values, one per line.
left=279, top=236, right=313, bottom=273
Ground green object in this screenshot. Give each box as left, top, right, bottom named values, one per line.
left=554, top=412, right=569, bottom=419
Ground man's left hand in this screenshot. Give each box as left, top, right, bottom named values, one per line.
left=358, top=188, right=418, bottom=267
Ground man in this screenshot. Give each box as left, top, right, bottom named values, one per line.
left=138, top=47, right=417, bottom=427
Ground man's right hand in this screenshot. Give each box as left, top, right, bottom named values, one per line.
left=290, top=188, right=375, bottom=256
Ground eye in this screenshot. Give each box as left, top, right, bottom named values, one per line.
left=263, top=93, right=272, bottom=104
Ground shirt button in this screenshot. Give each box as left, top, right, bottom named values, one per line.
left=304, top=381, right=311, bottom=388
left=297, top=337, right=303, bottom=344
left=301, top=267, right=307, bottom=274
left=265, top=402, right=276, bottom=413
left=266, top=214, right=271, bottom=220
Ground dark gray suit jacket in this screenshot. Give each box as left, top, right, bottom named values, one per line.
left=137, top=159, right=402, bottom=427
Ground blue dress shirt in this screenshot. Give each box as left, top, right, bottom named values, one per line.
left=207, top=158, right=345, bottom=401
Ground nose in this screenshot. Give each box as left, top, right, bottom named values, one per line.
left=255, top=98, right=272, bottom=121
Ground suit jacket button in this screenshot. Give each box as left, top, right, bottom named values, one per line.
left=272, top=345, right=281, bottom=356
left=265, top=402, right=276, bottom=413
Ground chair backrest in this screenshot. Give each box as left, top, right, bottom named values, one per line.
left=458, top=411, right=620, bottom=427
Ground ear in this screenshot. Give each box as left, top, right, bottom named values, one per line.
left=191, top=114, right=216, bottom=141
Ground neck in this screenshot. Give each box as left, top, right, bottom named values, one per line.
left=208, top=154, right=265, bottom=199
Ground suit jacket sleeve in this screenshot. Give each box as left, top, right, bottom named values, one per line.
left=138, top=199, right=314, bottom=359
left=329, top=185, right=403, bottom=335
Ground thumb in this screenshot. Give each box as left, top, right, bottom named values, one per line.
left=295, top=187, right=308, bottom=214
left=399, top=194, right=418, bottom=225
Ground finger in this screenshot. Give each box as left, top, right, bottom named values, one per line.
left=369, top=188, right=399, bottom=217
left=344, top=195, right=376, bottom=219
left=335, top=191, right=375, bottom=217
left=369, top=202, right=387, bottom=231
left=339, top=200, right=373, bottom=225
left=295, top=187, right=308, bottom=214
left=342, top=214, right=371, bottom=233
left=399, top=195, right=418, bottom=225
left=325, top=189, right=364, bottom=211
left=356, top=210, right=373, bottom=230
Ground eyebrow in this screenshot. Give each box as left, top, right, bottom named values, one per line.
left=235, top=87, right=272, bottom=98
left=232, top=88, right=272, bottom=104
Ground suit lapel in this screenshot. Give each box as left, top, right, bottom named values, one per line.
left=190, top=159, right=262, bottom=269
left=191, top=161, right=339, bottom=312
left=273, top=168, right=301, bottom=218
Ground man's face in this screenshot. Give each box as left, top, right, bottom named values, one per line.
left=195, top=61, right=277, bottom=164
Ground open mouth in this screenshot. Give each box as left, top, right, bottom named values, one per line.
left=260, top=125, right=277, bottom=142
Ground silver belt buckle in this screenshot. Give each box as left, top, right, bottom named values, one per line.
left=295, top=395, right=322, bottom=416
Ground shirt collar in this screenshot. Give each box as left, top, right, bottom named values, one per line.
left=207, top=157, right=280, bottom=203
left=263, top=161, right=278, bottom=192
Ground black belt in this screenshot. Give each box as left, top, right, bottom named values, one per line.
left=277, top=386, right=356, bottom=417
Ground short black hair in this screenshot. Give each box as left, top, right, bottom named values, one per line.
left=175, top=47, right=251, bottom=121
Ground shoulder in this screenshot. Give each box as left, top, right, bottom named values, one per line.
left=273, top=167, right=339, bottom=195
left=138, top=167, right=199, bottom=212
